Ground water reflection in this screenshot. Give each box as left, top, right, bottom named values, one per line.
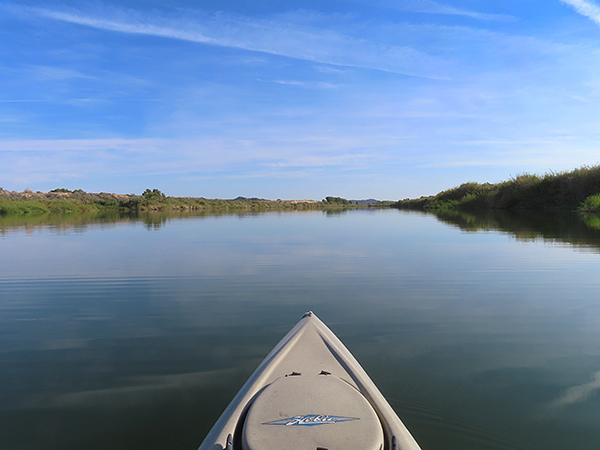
left=549, top=370, right=600, bottom=408
left=429, top=209, right=600, bottom=252
left=3, top=208, right=600, bottom=252
left=1, top=209, right=600, bottom=450
left=0, top=210, right=292, bottom=235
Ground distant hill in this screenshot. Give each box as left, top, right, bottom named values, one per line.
left=232, top=196, right=270, bottom=201
left=351, top=199, right=380, bottom=204
left=233, top=196, right=382, bottom=204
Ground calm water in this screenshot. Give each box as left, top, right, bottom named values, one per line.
left=1, top=208, right=600, bottom=450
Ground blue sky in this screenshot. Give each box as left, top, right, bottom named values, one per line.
left=1, top=0, right=600, bottom=199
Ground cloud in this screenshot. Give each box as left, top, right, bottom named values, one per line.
left=27, top=6, right=450, bottom=79
left=257, top=78, right=342, bottom=89
left=0, top=135, right=359, bottom=166
left=0, top=138, right=169, bottom=153
left=0, top=99, right=47, bottom=103
left=29, top=65, right=98, bottom=81
left=370, top=0, right=516, bottom=21
left=560, top=0, right=600, bottom=25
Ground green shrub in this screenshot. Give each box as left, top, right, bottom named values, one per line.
left=578, top=194, right=600, bottom=212
left=324, top=196, right=350, bottom=204
left=581, top=213, right=600, bottom=230
left=142, top=188, right=166, bottom=201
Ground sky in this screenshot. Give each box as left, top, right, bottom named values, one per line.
left=1, top=0, right=600, bottom=200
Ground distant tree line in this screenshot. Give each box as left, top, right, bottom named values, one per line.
left=1, top=189, right=378, bottom=215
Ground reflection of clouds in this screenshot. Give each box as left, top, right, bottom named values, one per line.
left=550, top=370, right=600, bottom=408
left=41, top=339, right=88, bottom=350
left=17, top=369, right=236, bottom=410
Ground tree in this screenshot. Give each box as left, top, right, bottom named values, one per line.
left=323, top=196, right=350, bottom=205
left=142, top=188, right=166, bottom=201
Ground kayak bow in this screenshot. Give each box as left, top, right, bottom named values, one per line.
left=198, top=311, right=422, bottom=450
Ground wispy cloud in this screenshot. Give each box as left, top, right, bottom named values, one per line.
left=29, top=65, right=98, bottom=81
left=0, top=130, right=405, bottom=187
left=0, top=99, right=47, bottom=103
left=0, top=138, right=169, bottom=153
left=257, top=78, right=342, bottom=89
left=27, top=6, right=450, bottom=79
left=370, top=0, right=516, bottom=21
left=560, top=0, right=600, bottom=25
left=265, top=152, right=372, bottom=168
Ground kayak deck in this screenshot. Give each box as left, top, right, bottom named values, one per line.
left=198, top=312, right=422, bottom=450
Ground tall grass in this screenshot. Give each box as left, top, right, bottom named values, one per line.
left=393, top=165, right=600, bottom=211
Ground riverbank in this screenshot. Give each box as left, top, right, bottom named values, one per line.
left=0, top=189, right=386, bottom=215
left=393, top=165, right=600, bottom=212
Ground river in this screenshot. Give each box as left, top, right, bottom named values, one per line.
left=1, top=208, right=599, bottom=450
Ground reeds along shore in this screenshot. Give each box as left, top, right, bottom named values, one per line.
left=0, top=189, right=379, bottom=215
left=393, top=165, right=600, bottom=212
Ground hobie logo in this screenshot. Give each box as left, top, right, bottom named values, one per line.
left=264, top=415, right=358, bottom=426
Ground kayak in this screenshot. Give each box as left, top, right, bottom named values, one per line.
left=197, top=311, right=422, bottom=450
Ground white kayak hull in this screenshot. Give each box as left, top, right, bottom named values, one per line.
left=198, top=312, right=422, bottom=450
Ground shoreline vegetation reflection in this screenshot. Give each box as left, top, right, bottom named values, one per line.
left=0, top=208, right=368, bottom=235
left=2, top=208, right=600, bottom=253
left=431, top=209, right=600, bottom=250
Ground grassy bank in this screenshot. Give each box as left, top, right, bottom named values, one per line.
left=0, top=189, right=376, bottom=216
left=393, top=165, right=600, bottom=212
